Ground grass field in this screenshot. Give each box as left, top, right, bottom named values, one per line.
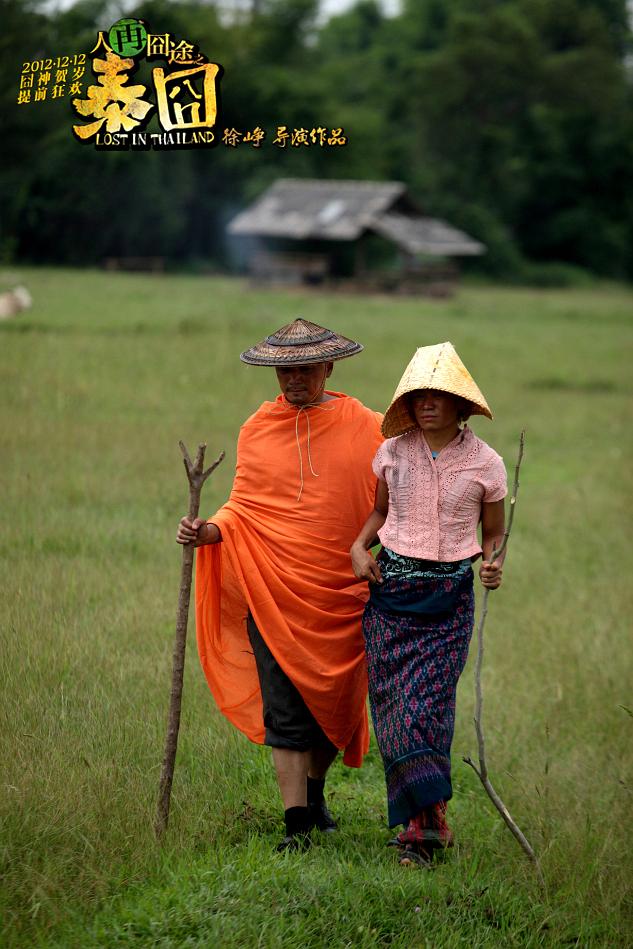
left=1, top=267, right=632, bottom=947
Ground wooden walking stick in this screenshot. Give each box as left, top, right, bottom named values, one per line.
left=155, top=441, right=224, bottom=839
left=463, top=432, right=545, bottom=887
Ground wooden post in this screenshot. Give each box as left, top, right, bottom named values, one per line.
left=354, top=236, right=367, bottom=279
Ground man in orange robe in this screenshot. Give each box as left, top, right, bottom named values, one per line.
left=177, top=319, right=382, bottom=850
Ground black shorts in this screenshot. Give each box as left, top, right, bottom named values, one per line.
left=246, top=612, right=337, bottom=753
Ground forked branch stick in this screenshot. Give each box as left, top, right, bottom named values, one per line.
left=462, top=432, right=544, bottom=887
left=155, top=441, right=225, bottom=839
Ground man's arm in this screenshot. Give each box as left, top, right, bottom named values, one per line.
left=176, top=517, right=222, bottom=547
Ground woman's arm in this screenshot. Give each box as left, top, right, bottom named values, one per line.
left=350, top=480, right=389, bottom=583
left=479, top=499, right=505, bottom=589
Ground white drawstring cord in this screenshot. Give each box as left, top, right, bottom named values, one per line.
left=294, top=404, right=321, bottom=501
left=264, top=368, right=335, bottom=501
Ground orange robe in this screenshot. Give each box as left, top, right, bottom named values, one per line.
left=195, top=391, right=383, bottom=767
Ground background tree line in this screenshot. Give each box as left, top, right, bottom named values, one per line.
left=1, top=0, right=632, bottom=280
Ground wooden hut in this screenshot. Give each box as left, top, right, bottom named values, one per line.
left=227, top=178, right=485, bottom=294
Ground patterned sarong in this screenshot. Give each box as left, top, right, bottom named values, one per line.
left=362, top=547, right=474, bottom=827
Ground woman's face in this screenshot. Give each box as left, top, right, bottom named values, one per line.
left=276, top=362, right=333, bottom=405
left=409, top=389, right=462, bottom=432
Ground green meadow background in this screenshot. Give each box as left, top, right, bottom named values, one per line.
left=1, top=268, right=632, bottom=947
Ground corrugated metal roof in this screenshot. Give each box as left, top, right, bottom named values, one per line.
left=228, top=178, right=485, bottom=256
left=228, top=178, right=406, bottom=240
left=371, top=213, right=485, bottom=256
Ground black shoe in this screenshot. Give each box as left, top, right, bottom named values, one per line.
left=308, top=800, right=338, bottom=833
left=276, top=832, right=311, bottom=853
left=277, top=805, right=312, bottom=852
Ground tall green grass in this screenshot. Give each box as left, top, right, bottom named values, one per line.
left=1, top=268, right=632, bottom=946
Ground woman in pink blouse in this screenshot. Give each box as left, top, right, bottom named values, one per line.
left=350, top=342, right=506, bottom=867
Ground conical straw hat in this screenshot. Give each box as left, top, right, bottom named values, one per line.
left=382, top=341, right=493, bottom=438
left=240, top=318, right=363, bottom=366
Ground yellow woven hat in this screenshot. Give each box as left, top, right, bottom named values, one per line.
left=382, top=341, right=493, bottom=437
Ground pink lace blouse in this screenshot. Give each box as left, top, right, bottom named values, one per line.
left=373, top=425, right=507, bottom=562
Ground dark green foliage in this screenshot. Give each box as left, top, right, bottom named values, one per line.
left=1, top=0, right=632, bottom=278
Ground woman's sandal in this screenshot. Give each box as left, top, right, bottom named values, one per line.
left=398, top=846, right=432, bottom=868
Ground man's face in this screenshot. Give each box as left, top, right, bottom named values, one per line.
left=276, top=362, right=333, bottom=405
